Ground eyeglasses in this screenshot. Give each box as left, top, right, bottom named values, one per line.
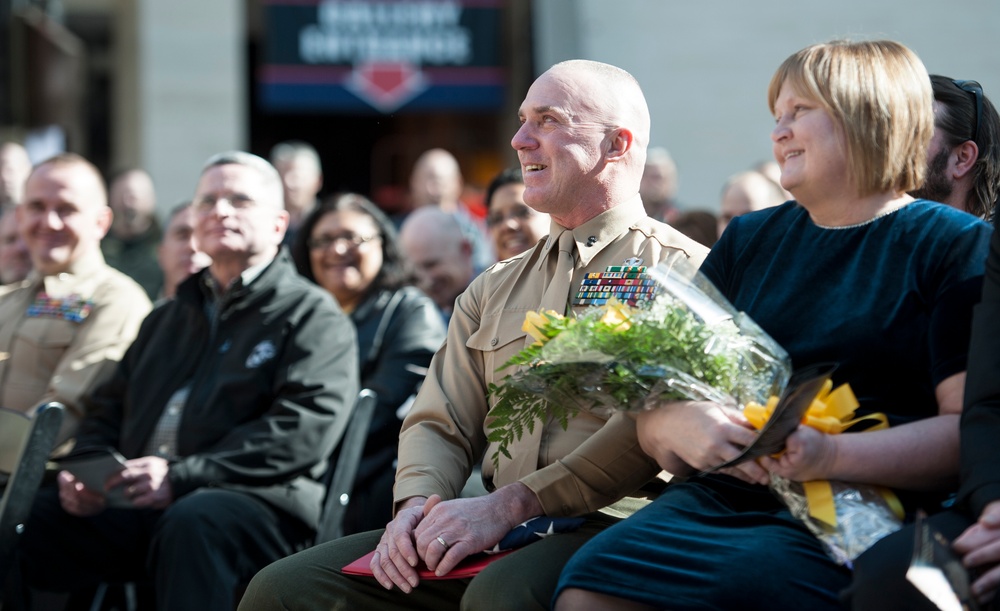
left=307, top=233, right=381, bottom=251
left=952, top=79, right=984, bottom=143
left=486, top=204, right=538, bottom=228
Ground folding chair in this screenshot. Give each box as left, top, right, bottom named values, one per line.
left=315, top=388, right=377, bottom=544
left=0, top=402, right=65, bottom=599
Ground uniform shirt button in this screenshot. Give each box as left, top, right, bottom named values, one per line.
left=158, top=444, right=170, bottom=454
left=490, top=337, right=499, bottom=346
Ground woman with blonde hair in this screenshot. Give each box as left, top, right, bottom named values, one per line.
left=554, top=39, right=992, bottom=611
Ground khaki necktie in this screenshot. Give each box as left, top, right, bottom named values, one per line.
left=539, top=228, right=577, bottom=316
left=498, top=228, right=577, bottom=484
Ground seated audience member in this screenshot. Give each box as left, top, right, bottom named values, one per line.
left=0, top=140, right=31, bottom=207
left=910, top=75, right=1000, bottom=219
left=101, top=168, right=163, bottom=299
left=554, top=39, right=991, bottom=611
left=16, top=151, right=359, bottom=611
left=406, top=148, right=495, bottom=269
left=399, top=205, right=478, bottom=323
left=640, top=146, right=681, bottom=223
left=238, top=58, right=707, bottom=611
left=0, top=204, right=30, bottom=284
left=0, top=154, right=151, bottom=448
left=484, top=166, right=549, bottom=261
left=672, top=209, right=718, bottom=247
left=754, top=159, right=794, bottom=200
left=717, top=169, right=788, bottom=238
left=846, top=213, right=1000, bottom=610
left=156, top=201, right=210, bottom=300
left=291, top=192, right=446, bottom=534
left=270, top=140, right=323, bottom=246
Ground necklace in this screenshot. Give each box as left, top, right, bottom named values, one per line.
left=813, top=203, right=908, bottom=230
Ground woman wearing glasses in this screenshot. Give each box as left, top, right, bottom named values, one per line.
left=291, top=193, right=446, bottom=534
left=553, top=39, right=992, bottom=611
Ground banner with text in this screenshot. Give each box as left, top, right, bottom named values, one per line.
left=259, top=0, right=507, bottom=113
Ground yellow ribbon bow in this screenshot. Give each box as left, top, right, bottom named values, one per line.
left=743, top=379, right=904, bottom=527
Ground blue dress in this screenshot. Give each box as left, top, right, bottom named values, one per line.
left=555, top=201, right=991, bottom=610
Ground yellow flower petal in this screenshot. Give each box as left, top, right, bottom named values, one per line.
left=600, top=299, right=634, bottom=331
left=522, top=309, right=564, bottom=345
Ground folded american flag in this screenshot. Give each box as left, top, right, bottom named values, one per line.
left=486, top=516, right=586, bottom=554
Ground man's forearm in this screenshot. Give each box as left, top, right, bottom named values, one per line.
left=492, top=481, right=544, bottom=524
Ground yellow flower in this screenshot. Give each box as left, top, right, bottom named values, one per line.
left=600, top=299, right=633, bottom=331
left=523, top=309, right=563, bottom=345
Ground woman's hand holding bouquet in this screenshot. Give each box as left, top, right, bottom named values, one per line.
left=636, top=401, right=769, bottom=485
left=759, top=423, right=840, bottom=483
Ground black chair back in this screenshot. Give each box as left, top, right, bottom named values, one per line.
left=316, top=389, right=377, bottom=544
left=0, top=402, right=65, bottom=594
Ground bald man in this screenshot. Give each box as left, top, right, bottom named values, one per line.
left=0, top=141, right=32, bottom=207
left=270, top=140, right=323, bottom=245
left=0, top=205, right=30, bottom=284
left=0, top=154, right=151, bottom=447
left=640, top=146, right=680, bottom=223
left=102, top=168, right=163, bottom=299
left=409, top=148, right=495, bottom=270
left=241, top=59, right=708, bottom=611
left=717, top=170, right=788, bottom=238
left=399, top=205, right=475, bottom=322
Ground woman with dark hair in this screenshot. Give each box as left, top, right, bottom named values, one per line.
left=910, top=74, right=1000, bottom=220
left=292, top=193, right=446, bottom=534
left=484, top=166, right=550, bottom=261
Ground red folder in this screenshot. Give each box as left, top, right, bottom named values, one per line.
left=342, top=550, right=514, bottom=580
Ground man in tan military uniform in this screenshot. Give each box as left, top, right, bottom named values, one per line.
left=240, top=59, right=709, bottom=611
left=0, top=153, right=151, bottom=448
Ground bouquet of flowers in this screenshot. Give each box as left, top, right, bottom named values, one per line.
left=486, top=257, right=902, bottom=565
left=485, top=257, right=792, bottom=467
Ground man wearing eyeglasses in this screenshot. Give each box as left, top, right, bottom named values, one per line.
left=911, top=75, right=1000, bottom=220
left=17, top=151, right=359, bottom=611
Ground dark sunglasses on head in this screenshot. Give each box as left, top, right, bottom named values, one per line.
left=952, top=79, right=983, bottom=143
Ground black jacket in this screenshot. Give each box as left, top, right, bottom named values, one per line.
left=350, top=285, right=446, bottom=486
left=77, top=251, right=359, bottom=528
left=960, top=214, right=1000, bottom=517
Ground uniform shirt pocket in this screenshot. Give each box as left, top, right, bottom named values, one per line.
left=466, top=309, right=530, bottom=392
left=9, top=318, right=76, bottom=401
left=15, top=317, right=75, bottom=372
